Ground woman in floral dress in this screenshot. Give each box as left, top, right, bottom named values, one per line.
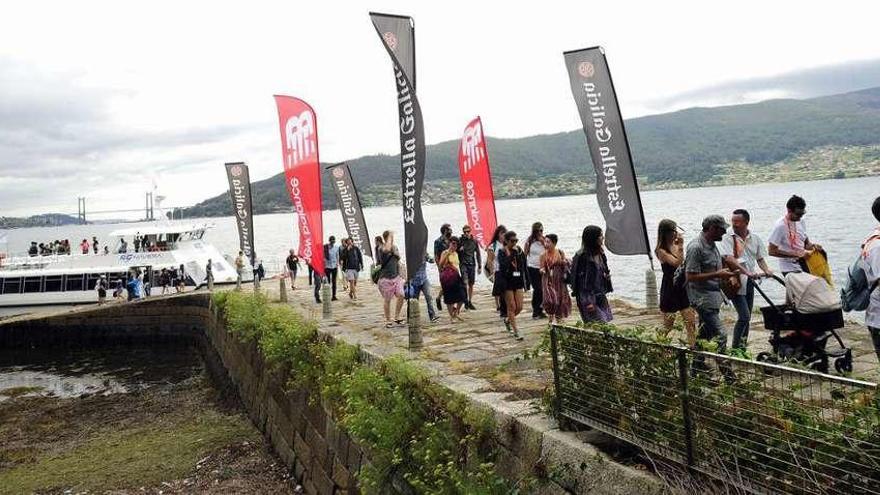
left=539, top=234, right=572, bottom=324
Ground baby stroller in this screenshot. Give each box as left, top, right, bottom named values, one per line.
left=754, top=273, right=852, bottom=374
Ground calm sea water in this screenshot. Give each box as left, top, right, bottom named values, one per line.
left=3, top=176, right=879, bottom=314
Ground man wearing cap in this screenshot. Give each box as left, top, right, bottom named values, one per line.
left=685, top=215, right=737, bottom=356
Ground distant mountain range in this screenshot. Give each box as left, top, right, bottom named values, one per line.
left=0, top=213, right=80, bottom=229
left=58, top=87, right=880, bottom=218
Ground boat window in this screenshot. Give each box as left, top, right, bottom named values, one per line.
left=44, top=275, right=63, bottom=292
left=2, top=277, right=21, bottom=294
left=23, top=276, right=42, bottom=293
left=86, top=273, right=103, bottom=290
left=65, top=274, right=85, bottom=291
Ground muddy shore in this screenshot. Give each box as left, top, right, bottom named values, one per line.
left=0, top=345, right=294, bottom=494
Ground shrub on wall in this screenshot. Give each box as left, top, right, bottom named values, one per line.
left=212, top=291, right=529, bottom=494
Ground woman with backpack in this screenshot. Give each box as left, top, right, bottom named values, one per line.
left=655, top=219, right=696, bottom=347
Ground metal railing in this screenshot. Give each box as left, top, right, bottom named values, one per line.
left=549, top=324, right=880, bottom=494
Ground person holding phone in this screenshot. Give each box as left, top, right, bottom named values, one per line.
left=655, top=219, right=697, bottom=346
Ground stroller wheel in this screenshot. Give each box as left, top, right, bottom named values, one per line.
left=756, top=352, right=772, bottom=363
left=810, top=357, right=829, bottom=374
left=834, top=356, right=853, bottom=374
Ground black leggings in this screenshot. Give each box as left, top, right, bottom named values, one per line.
left=528, top=267, right=544, bottom=317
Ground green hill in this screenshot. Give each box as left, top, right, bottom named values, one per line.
left=177, top=86, right=880, bottom=218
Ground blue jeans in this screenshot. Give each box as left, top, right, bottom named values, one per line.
left=412, top=281, right=437, bottom=320
left=693, top=306, right=732, bottom=377
left=696, top=307, right=728, bottom=353
left=730, top=280, right=754, bottom=351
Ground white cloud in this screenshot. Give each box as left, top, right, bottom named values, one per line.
left=2, top=0, right=880, bottom=216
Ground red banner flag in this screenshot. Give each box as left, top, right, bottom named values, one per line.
left=274, top=95, right=324, bottom=275
left=458, top=116, right=497, bottom=248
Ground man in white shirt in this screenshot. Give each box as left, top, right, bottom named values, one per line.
left=768, top=195, right=821, bottom=275
left=720, top=209, right=774, bottom=351
left=863, top=197, right=880, bottom=362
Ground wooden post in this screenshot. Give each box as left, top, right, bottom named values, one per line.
left=407, top=299, right=423, bottom=350
left=322, top=278, right=331, bottom=318
left=279, top=277, right=288, bottom=303
left=645, top=269, right=658, bottom=310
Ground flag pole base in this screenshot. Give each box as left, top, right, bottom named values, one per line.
left=645, top=268, right=658, bottom=310
left=407, top=299, right=422, bottom=351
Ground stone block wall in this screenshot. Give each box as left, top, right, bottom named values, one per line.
left=0, top=294, right=667, bottom=495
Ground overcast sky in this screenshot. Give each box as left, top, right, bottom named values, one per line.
left=3, top=0, right=880, bottom=218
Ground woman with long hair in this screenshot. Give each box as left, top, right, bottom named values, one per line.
left=655, top=219, right=697, bottom=346
left=373, top=235, right=384, bottom=259
left=487, top=224, right=508, bottom=318
left=376, top=230, right=405, bottom=328
left=524, top=222, right=547, bottom=319
left=572, top=225, right=613, bottom=323
left=439, top=236, right=467, bottom=322
left=498, top=231, right=527, bottom=340
left=539, top=234, right=572, bottom=324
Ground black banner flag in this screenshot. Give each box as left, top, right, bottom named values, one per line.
left=328, top=163, right=373, bottom=260
left=563, top=47, right=650, bottom=257
left=225, top=162, right=256, bottom=266
left=370, top=12, right=428, bottom=281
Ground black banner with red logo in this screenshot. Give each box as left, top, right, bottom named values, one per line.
left=563, top=47, right=650, bottom=257
left=224, top=162, right=256, bottom=266
left=327, top=163, right=373, bottom=260
left=370, top=12, right=428, bottom=282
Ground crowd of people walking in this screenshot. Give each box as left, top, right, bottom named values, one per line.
left=279, top=194, right=880, bottom=362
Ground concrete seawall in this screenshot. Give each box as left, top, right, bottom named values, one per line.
left=0, top=294, right=664, bottom=494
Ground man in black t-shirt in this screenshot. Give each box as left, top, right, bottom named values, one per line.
left=458, top=225, right=482, bottom=310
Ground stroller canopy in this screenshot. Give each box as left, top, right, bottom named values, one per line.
left=785, top=272, right=841, bottom=314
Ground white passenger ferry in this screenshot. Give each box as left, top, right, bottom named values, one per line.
left=0, top=222, right=238, bottom=307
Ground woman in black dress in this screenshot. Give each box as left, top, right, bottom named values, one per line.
left=654, top=219, right=696, bottom=347
left=497, top=231, right=527, bottom=341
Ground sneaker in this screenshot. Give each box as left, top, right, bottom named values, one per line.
left=430, top=315, right=441, bottom=323
left=503, top=319, right=512, bottom=333
left=315, top=298, right=322, bottom=304
left=466, top=302, right=476, bottom=310
left=532, top=313, right=547, bottom=320
left=513, top=332, right=524, bottom=341
left=331, top=296, right=338, bottom=301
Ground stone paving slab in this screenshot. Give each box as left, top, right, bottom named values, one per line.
left=266, top=274, right=880, bottom=400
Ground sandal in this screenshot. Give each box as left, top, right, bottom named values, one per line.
left=394, top=319, right=404, bottom=325
left=385, top=322, right=394, bottom=329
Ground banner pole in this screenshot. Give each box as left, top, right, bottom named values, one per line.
left=599, top=49, right=653, bottom=264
